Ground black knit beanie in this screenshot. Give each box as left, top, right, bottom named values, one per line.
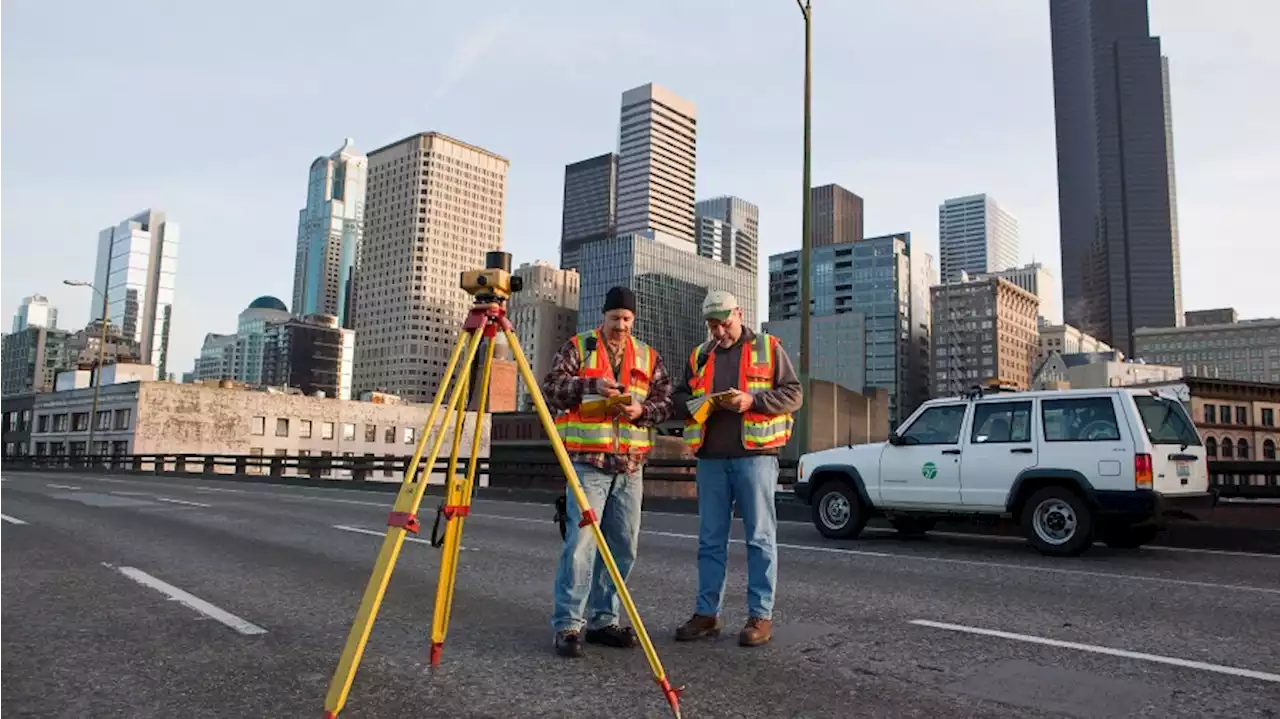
left=602, top=286, right=636, bottom=314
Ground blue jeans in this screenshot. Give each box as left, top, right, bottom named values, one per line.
left=551, top=462, right=643, bottom=633
left=694, top=455, right=779, bottom=619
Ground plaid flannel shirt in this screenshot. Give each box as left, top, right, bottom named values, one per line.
left=540, top=336, right=674, bottom=476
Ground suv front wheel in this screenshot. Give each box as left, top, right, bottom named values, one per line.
left=1020, top=485, right=1094, bottom=557
left=811, top=480, right=870, bottom=540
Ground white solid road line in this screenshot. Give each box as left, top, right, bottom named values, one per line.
left=1, top=513, right=29, bottom=525
left=153, top=497, right=212, bottom=508
left=333, top=523, right=478, bottom=550
left=103, top=563, right=267, bottom=636
left=909, top=619, right=1280, bottom=684
left=475, top=512, right=1280, bottom=595
left=47, top=483, right=81, bottom=490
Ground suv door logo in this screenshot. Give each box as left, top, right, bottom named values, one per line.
left=922, top=461, right=937, bottom=479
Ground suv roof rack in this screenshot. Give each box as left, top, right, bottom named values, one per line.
left=960, top=379, right=1021, bottom=400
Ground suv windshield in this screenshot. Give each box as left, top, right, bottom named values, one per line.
left=1134, top=395, right=1202, bottom=447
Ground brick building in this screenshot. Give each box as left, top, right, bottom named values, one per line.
left=932, top=276, right=1040, bottom=397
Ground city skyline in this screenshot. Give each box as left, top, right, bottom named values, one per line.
left=2, top=1, right=1274, bottom=376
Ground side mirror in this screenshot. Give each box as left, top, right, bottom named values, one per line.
left=887, top=432, right=902, bottom=446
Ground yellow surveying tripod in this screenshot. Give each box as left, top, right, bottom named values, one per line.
left=322, top=251, right=683, bottom=719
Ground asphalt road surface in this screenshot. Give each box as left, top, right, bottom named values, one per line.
left=3, top=470, right=1278, bottom=719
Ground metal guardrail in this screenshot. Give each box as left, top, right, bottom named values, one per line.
left=1206, top=459, right=1280, bottom=500
left=0, top=453, right=484, bottom=483
left=486, top=451, right=799, bottom=485
left=2, top=453, right=1275, bottom=499
left=0, top=452, right=800, bottom=487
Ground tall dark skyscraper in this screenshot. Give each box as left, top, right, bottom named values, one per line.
left=559, top=153, right=617, bottom=272
left=811, top=184, right=864, bottom=248
left=1049, top=0, right=1182, bottom=356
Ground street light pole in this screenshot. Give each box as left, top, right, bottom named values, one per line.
left=796, top=0, right=813, bottom=456
left=65, top=280, right=110, bottom=458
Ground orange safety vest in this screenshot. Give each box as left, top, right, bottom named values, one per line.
left=684, top=332, right=794, bottom=452
left=553, top=329, right=657, bottom=456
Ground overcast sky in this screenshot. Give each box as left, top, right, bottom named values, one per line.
left=3, top=0, right=1276, bottom=375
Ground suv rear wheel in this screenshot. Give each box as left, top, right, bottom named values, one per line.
left=1020, top=485, right=1094, bottom=557
left=811, top=480, right=869, bottom=539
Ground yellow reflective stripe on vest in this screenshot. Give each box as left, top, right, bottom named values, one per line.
left=743, top=414, right=793, bottom=449
left=558, top=422, right=615, bottom=451
left=682, top=424, right=703, bottom=449
left=630, top=338, right=653, bottom=402
left=558, top=421, right=654, bottom=450
left=744, top=334, right=773, bottom=393
left=572, top=330, right=601, bottom=369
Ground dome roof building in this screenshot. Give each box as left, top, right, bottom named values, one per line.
left=247, top=296, right=289, bottom=312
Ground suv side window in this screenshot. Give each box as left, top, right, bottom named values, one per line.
left=898, top=405, right=967, bottom=445
left=1041, top=397, right=1121, bottom=442
left=970, top=401, right=1033, bottom=444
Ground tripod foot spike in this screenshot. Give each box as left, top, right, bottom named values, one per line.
left=657, top=677, right=683, bottom=719
left=429, top=642, right=443, bottom=666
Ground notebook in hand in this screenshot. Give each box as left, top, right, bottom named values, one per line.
left=580, top=394, right=635, bottom=419
left=685, top=390, right=736, bottom=424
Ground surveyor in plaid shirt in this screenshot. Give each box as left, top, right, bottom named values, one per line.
left=540, top=286, right=673, bottom=658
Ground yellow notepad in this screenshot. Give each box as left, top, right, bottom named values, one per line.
left=685, top=390, right=736, bottom=424
left=580, top=394, right=634, bottom=419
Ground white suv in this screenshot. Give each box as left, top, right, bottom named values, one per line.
left=793, top=386, right=1213, bottom=557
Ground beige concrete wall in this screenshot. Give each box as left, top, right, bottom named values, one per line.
left=132, top=382, right=489, bottom=483
left=1070, top=361, right=1182, bottom=388
left=785, top=380, right=891, bottom=459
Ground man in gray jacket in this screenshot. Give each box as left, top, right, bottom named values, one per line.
left=670, top=290, right=803, bottom=647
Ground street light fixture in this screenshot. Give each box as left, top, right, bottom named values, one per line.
left=63, top=279, right=111, bottom=459
left=795, top=0, right=813, bottom=457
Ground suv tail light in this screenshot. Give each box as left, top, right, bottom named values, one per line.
left=1135, top=453, right=1153, bottom=489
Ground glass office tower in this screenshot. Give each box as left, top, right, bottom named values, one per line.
left=91, top=209, right=178, bottom=378
left=768, top=232, right=932, bottom=424
left=577, top=232, right=755, bottom=374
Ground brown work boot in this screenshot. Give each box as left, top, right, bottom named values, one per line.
left=739, top=617, right=772, bottom=647
left=674, top=614, right=721, bottom=641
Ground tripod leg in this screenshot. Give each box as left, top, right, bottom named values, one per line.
left=424, top=337, right=477, bottom=664
left=322, top=326, right=486, bottom=719
left=501, top=326, right=683, bottom=719
left=429, top=329, right=498, bottom=664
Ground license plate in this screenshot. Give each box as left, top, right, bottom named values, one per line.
left=1176, top=462, right=1191, bottom=477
